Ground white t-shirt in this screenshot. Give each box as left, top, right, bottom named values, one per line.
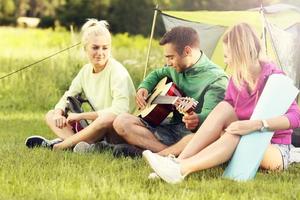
left=55, top=57, right=136, bottom=116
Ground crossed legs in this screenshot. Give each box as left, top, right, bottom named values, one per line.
left=45, top=110, right=117, bottom=150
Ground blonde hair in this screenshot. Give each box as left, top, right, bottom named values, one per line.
left=81, top=19, right=111, bottom=48
left=223, top=23, right=262, bottom=89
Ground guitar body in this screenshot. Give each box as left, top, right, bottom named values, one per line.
left=139, top=77, right=184, bottom=126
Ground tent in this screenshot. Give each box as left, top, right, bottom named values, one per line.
left=145, top=3, right=300, bottom=146
left=152, top=3, right=300, bottom=89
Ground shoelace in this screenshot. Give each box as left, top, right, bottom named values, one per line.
left=41, top=139, right=61, bottom=149
left=41, top=140, right=51, bottom=148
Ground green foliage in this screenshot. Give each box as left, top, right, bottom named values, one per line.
left=107, top=0, right=154, bottom=35
left=0, top=0, right=16, bottom=24
left=39, top=15, right=55, bottom=28
left=56, top=0, right=110, bottom=31
left=1, top=111, right=300, bottom=199
left=0, top=0, right=15, bottom=16
left=0, top=0, right=286, bottom=35
left=0, top=27, right=163, bottom=111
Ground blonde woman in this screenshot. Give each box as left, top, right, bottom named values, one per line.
left=25, top=19, right=136, bottom=150
left=143, top=23, right=300, bottom=184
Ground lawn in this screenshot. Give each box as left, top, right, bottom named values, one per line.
left=1, top=112, right=300, bottom=200
left=1, top=27, right=300, bottom=200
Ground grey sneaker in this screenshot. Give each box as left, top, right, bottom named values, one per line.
left=112, top=143, right=143, bottom=158
left=73, top=141, right=115, bottom=153
left=143, top=150, right=184, bottom=184
left=73, top=141, right=93, bottom=153
left=25, top=136, right=62, bottom=149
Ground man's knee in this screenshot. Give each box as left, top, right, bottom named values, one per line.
left=113, top=113, right=135, bottom=136
left=113, top=113, right=131, bottom=129
left=93, top=113, right=116, bottom=130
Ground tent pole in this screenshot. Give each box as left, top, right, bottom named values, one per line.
left=259, top=1, right=284, bottom=71
left=143, top=4, right=159, bottom=79
left=260, top=3, right=268, bottom=55
left=262, top=11, right=284, bottom=71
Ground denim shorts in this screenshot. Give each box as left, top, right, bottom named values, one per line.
left=140, top=118, right=192, bottom=146
left=273, top=144, right=291, bottom=169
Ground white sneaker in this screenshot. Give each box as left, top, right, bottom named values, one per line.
left=143, top=150, right=184, bottom=184
left=290, top=146, right=300, bottom=163
left=73, top=141, right=94, bottom=153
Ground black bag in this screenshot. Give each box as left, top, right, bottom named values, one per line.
left=292, top=128, right=300, bottom=147
left=65, top=94, right=95, bottom=131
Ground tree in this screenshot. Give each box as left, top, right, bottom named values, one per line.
left=0, top=0, right=16, bottom=24
left=56, top=0, right=110, bottom=30
left=107, top=0, right=155, bottom=35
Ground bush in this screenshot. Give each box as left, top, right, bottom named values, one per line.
left=0, top=16, right=15, bottom=26
left=39, top=16, right=55, bottom=29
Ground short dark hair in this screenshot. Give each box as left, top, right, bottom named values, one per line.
left=159, top=26, right=200, bottom=55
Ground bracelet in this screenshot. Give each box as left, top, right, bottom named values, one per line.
left=260, top=119, right=269, bottom=132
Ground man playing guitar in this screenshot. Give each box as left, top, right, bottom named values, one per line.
left=113, top=26, right=228, bottom=157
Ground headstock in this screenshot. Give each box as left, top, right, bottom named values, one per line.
left=174, top=97, right=198, bottom=115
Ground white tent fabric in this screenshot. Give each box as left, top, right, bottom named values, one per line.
left=162, top=15, right=226, bottom=58
left=250, top=3, right=300, bottom=13
left=160, top=4, right=300, bottom=89
left=268, top=23, right=300, bottom=88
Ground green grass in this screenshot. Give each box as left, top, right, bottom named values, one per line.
left=1, top=27, right=300, bottom=199
left=1, top=111, right=300, bottom=200
left=0, top=27, right=163, bottom=111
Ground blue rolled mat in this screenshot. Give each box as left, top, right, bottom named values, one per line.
left=223, top=74, right=299, bottom=181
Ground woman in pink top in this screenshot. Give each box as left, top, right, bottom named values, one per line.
left=143, top=23, right=300, bottom=184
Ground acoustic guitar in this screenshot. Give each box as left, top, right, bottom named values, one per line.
left=138, top=77, right=198, bottom=126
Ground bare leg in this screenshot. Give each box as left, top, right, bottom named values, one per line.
left=180, top=133, right=240, bottom=175
left=179, top=137, right=284, bottom=176
left=113, top=113, right=167, bottom=152
left=158, top=134, right=194, bottom=156
left=45, top=110, right=74, bottom=139
left=260, top=144, right=283, bottom=170
left=53, top=112, right=116, bottom=150
left=179, top=101, right=238, bottom=160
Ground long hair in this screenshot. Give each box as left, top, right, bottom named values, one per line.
left=81, top=19, right=111, bottom=49
left=223, top=23, right=263, bottom=89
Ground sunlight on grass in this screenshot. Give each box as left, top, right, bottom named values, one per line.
left=0, top=111, right=300, bottom=199
left=0, top=27, right=163, bottom=111
left=1, top=27, right=300, bottom=200
left=0, top=111, right=43, bottom=121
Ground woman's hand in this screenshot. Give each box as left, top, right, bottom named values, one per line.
left=225, top=120, right=262, bottom=135
left=183, top=111, right=200, bottom=131
left=53, top=114, right=67, bottom=129
left=66, top=113, right=83, bottom=124
left=136, top=88, right=148, bottom=109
